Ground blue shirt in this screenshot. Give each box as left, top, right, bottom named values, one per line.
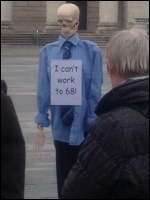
left=35, top=33, right=103, bottom=146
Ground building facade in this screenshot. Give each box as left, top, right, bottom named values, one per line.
left=1, top=1, right=149, bottom=34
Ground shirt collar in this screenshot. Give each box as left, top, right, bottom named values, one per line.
left=59, top=33, right=80, bottom=48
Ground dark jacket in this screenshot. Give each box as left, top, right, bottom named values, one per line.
left=1, top=92, right=26, bottom=199
left=1, top=80, right=7, bottom=94
left=62, top=78, right=149, bottom=199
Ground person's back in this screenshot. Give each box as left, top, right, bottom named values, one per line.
left=62, top=28, right=149, bottom=199
left=1, top=91, right=26, bottom=199
left=91, top=81, right=149, bottom=199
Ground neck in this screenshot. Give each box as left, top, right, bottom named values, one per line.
left=111, top=75, right=125, bottom=88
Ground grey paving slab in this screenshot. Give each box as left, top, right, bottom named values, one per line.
left=1, top=45, right=112, bottom=199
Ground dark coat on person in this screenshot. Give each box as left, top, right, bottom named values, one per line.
left=1, top=91, right=26, bottom=199
left=1, top=80, right=7, bottom=94
left=62, top=78, right=149, bottom=199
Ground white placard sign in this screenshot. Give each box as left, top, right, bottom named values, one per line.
left=51, top=59, right=82, bottom=105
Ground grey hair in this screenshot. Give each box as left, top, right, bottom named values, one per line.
left=106, top=28, right=149, bottom=79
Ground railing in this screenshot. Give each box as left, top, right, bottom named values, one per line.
left=1, top=32, right=113, bottom=47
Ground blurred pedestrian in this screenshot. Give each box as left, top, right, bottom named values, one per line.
left=1, top=91, right=26, bottom=199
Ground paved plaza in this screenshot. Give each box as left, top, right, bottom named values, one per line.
left=1, top=44, right=112, bottom=199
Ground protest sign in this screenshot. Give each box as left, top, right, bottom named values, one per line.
left=51, top=59, right=82, bottom=105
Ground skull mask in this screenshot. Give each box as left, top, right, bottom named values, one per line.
left=57, top=3, right=80, bottom=38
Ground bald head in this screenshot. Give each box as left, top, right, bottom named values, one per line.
left=57, top=3, right=80, bottom=21
left=57, top=3, right=80, bottom=38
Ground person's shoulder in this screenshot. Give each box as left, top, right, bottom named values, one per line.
left=95, top=105, right=145, bottom=135
left=80, top=39, right=101, bottom=52
left=80, top=39, right=99, bottom=47
left=42, top=41, right=59, bottom=49
left=1, top=79, right=7, bottom=94
left=1, top=91, right=12, bottom=105
left=93, top=107, right=130, bottom=134
left=40, top=41, right=59, bottom=53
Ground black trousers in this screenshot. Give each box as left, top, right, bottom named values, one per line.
left=54, top=140, right=83, bottom=199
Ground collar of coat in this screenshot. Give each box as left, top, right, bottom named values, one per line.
left=95, top=77, right=149, bottom=118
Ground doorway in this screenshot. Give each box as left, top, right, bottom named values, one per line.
left=66, top=1, right=87, bottom=30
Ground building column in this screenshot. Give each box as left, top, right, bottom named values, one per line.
left=1, top=1, right=14, bottom=33
left=44, top=1, right=65, bottom=33
left=95, top=1, right=119, bottom=33
left=123, top=1, right=149, bottom=29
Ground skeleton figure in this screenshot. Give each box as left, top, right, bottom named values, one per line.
left=57, top=3, right=80, bottom=38
left=34, top=3, right=103, bottom=199
left=33, top=3, right=80, bottom=152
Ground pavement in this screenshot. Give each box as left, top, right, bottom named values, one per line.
left=1, top=44, right=112, bottom=199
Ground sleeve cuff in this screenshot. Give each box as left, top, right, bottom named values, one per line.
left=35, top=113, right=51, bottom=127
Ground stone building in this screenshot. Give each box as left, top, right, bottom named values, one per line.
left=1, top=1, right=149, bottom=34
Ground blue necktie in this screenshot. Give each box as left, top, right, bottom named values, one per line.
left=61, top=41, right=74, bottom=126
left=63, top=41, right=73, bottom=59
